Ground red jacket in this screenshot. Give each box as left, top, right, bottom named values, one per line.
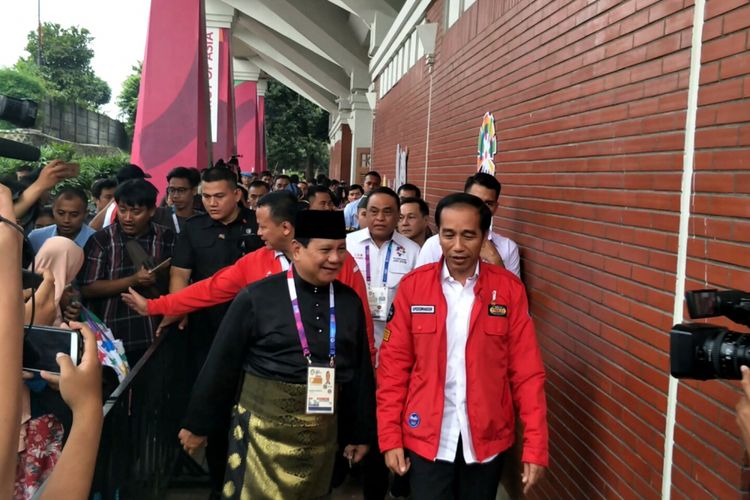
left=147, top=246, right=376, bottom=362
left=377, top=261, right=548, bottom=466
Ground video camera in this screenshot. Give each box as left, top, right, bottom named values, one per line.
left=671, top=289, right=750, bottom=380
left=0, top=95, right=41, bottom=162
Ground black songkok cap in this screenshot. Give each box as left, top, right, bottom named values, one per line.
left=294, top=210, right=346, bottom=240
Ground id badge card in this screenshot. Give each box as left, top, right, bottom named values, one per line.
left=368, top=285, right=389, bottom=321
left=306, top=365, right=335, bottom=414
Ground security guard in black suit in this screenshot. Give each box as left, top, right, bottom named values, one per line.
left=168, top=166, right=263, bottom=497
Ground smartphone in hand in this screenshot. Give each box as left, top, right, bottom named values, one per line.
left=23, top=326, right=83, bottom=374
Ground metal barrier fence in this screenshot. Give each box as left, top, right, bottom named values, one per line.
left=91, top=329, right=190, bottom=499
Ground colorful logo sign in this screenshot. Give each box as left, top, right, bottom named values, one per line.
left=476, top=112, right=497, bottom=175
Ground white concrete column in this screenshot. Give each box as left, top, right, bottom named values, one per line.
left=347, top=89, right=373, bottom=183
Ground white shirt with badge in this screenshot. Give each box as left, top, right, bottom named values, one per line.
left=415, top=231, right=521, bottom=279
left=436, top=262, right=496, bottom=464
left=346, top=228, right=420, bottom=354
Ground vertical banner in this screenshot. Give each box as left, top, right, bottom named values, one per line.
left=206, top=27, right=220, bottom=143
left=395, top=144, right=408, bottom=188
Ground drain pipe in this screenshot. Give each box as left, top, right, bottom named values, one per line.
left=661, top=1, right=705, bottom=498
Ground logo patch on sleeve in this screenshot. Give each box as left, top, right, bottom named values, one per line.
left=383, top=328, right=391, bottom=342
left=408, top=412, right=421, bottom=428
left=410, top=305, right=435, bottom=314
left=387, top=304, right=395, bottom=322
left=488, top=304, right=508, bottom=317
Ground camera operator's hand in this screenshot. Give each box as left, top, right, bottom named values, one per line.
left=38, top=322, right=102, bottom=500
left=41, top=322, right=102, bottom=416
left=0, top=184, right=21, bottom=243
left=736, top=365, right=750, bottom=452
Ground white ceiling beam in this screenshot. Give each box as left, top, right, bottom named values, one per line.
left=234, top=16, right=351, bottom=98
left=225, top=0, right=369, bottom=74
left=247, top=55, right=338, bottom=114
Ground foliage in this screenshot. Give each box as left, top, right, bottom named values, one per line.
left=0, top=65, right=49, bottom=130
left=265, top=80, right=329, bottom=177
left=23, top=23, right=111, bottom=108
left=0, top=143, right=128, bottom=193
left=116, top=63, right=141, bottom=138
left=0, top=65, right=48, bottom=103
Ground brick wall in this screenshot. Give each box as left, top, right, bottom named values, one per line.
left=329, top=123, right=352, bottom=182
left=372, top=0, right=750, bottom=497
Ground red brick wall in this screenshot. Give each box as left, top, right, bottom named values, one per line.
left=372, top=0, right=750, bottom=496
left=329, top=123, right=352, bottom=181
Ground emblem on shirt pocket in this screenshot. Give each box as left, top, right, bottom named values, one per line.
left=488, top=304, right=508, bottom=317
left=408, top=412, right=420, bottom=428
left=410, top=305, right=435, bottom=314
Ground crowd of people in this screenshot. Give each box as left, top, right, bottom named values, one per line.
left=0, top=157, right=551, bottom=500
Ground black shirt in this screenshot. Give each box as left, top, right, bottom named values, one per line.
left=151, top=207, right=199, bottom=234
left=183, top=269, right=376, bottom=444
left=172, top=207, right=263, bottom=281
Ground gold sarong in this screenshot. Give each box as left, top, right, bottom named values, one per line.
left=222, top=373, right=337, bottom=500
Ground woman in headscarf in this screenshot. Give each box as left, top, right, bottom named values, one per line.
left=30, top=236, right=85, bottom=326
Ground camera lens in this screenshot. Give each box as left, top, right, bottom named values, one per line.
left=706, top=331, right=750, bottom=380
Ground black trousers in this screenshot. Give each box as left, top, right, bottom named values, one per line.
left=361, top=442, right=390, bottom=500
left=407, top=441, right=504, bottom=500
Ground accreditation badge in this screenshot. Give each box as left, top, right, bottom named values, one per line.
left=306, top=365, right=335, bottom=414
left=368, top=285, right=389, bottom=321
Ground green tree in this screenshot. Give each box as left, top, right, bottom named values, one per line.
left=116, top=62, right=141, bottom=138
left=265, top=80, right=329, bottom=178
left=0, top=65, right=48, bottom=129
left=23, top=23, right=111, bottom=108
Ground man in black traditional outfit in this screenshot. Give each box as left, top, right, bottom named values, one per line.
left=178, top=209, right=375, bottom=499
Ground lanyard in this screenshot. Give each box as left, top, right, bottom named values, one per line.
left=286, top=267, right=336, bottom=366
left=365, top=241, right=393, bottom=286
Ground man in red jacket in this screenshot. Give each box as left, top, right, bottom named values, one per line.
left=377, top=193, right=548, bottom=499
left=121, top=191, right=376, bottom=363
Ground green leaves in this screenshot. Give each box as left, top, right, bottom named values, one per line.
left=0, top=145, right=129, bottom=194
left=265, top=80, right=329, bottom=176
left=22, top=22, right=112, bottom=109
left=116, top=63, right=141, bottom=138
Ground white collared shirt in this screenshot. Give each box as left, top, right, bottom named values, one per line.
left=436, top=262, right=493, bottom=464
left=416, top=231, right=521, bottom=279
left=346, top=228, right=420, bottom=354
